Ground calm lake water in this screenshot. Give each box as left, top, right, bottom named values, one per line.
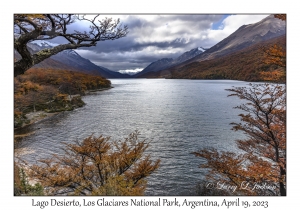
left=15, top=79, right=251, bottom=195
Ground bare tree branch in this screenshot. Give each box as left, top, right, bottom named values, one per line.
left=14, top=14, right=128, bottom=76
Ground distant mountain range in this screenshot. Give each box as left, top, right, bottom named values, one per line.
left=135, top=47, right=205, bottom=77
left=137, top=15, right=286, bottom=81
left=15, top=41, right=131, bottom=78
left=14, top=15, right=286, bottom=82
left=171, top=35, right=286, bottom=81
left=192, top=15, right=285, bottom=62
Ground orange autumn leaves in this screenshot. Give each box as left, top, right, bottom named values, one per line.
left=193, top=14, right=286, bottom=196
left=14, top=68, right=110, bottom=113
left=261, top=44, right=286, bottom=81
left=14, top=68, right=111, bottom=127
left=26, top=131, right=160, bottom=196
left=193, top=84, right=286, bottom=195
left=274, top=14, right=286, bottom=21
left=261, top=14, right=286, bottom=82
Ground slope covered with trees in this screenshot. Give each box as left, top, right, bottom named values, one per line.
left=193, top=14, right=286, bottom=196
left=14, top=14, right=128, bottom=76
left=147, top=35, right=285, bottom=83
left=14, top=42, right=132, bottom=78
left=14, top=68, right=111, bottom=128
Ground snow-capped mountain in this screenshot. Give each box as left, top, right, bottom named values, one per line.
left=59, top=49, right=81, bottom=57
left=20, top=42, right=130, bottom=78
left=143, top=15, right=286, bottom=80
left=30, top=40, right=59, bottom=47
left=179, top=15, right=286, bottom=65
left=136, top=47, right=205, bottom=77
left=175, top=47, right=205, bottom=64
left=136, top=58, right=174, bottom=76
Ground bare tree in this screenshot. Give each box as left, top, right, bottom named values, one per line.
left=14, top=14, right=128, bottom=76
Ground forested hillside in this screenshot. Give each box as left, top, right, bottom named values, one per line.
left=14, top=68, right=111, bottom=128
left=146, top=35, right=286, bottom=82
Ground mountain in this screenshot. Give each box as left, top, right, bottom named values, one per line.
left=192, top=15, right=285, bottom=62
left=135, top=58, right=174, bottom=76
left=16, top=41, right=131, bottom=78
left=143, top=35, right=286, bottom=82
left=146, top=15, right=286, bottom=80
left=50, top=49, right=131, bottom=78
left=178, top=15, right=285, bottom=67
left=135, top=47, right=205, bottom=77
left=176, top=47, right=205, bottom=63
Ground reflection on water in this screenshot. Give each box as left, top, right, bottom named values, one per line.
left=15, top=79, right=249, bottom=195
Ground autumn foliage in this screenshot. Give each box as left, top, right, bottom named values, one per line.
left=147, top=35, right=286, bottom=82
left=274, top=14, right=286, bottom=21
left=15, top=68, right=111, bottom=92
left=260, top=14, right=286, bottom=82
left=263, top=44, right=286, bottom=68
left=261, top=42, right=286, bottom=82
left=14, top=68, right=111, bottom=128
left=24, top=131, right=160, bottom=195
left=193, top=15, right=286, bottom=196
left=193, top=83, right=286, bottom=195
left=14, top=14, right=128, bottom=76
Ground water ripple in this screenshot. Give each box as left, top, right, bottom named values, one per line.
left=16, top=79, right=249, bottom=196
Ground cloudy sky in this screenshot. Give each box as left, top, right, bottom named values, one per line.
left=50, top=14, right=269, bottom=74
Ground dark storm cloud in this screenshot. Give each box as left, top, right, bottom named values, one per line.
left=76, top=47, right=177, bottom=71
left=48, top=14, right=268, bottom=72
left=75, top=15, right=221, bottom=52
left=84, top=36, right=189, bottom=54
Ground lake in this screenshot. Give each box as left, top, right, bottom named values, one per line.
left=15, top=79, right=251, bottom=195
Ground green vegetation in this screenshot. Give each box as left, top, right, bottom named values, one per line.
left=14, top=164, right=44, bottom=196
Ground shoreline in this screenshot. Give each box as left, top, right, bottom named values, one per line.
left=85, top=86, right=113, bottom=93
left=14, top=86, right=113, bottom=134
left=14, top=111, right=60, bottom=134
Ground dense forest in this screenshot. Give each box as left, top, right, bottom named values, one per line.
left=14, top=68, right=111, bottom=128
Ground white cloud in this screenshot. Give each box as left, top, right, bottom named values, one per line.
left=118, top=68, right=143, bottom=75
left=223, top=15, right=269, bottom=32
left=74, top=15, right=270, bottom=71
left=207, top=15, right=269, bottom=44
left=128, top=15, right=222, bottom=45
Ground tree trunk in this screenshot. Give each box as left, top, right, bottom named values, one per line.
left=280, top=181, right=286, bottom=196
left=14, top=40, right=35, bottom=76
left=14, top=60, right=32, bottom=76
left=14, top=43, right=92, bottom=77
left=279, top=166, right=286, bottom=196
